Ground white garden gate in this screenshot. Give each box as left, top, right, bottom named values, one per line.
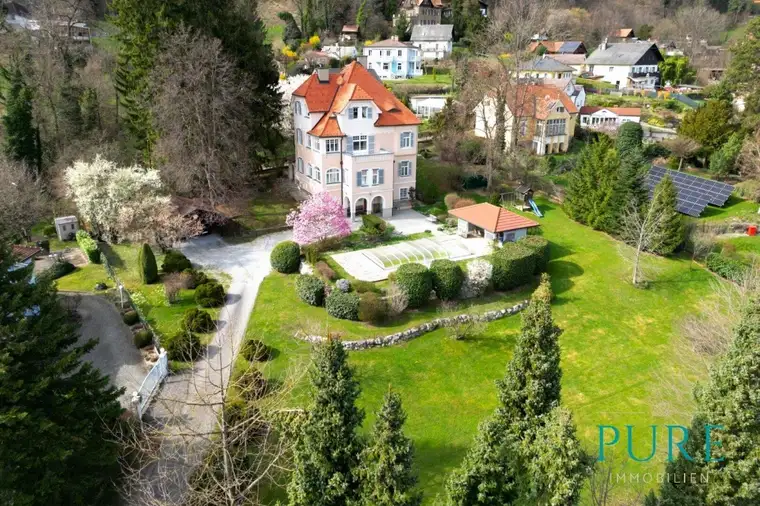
left=132, top=348, right=169, bottom=419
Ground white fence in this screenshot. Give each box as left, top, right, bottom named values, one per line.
left=132, top=348, right=169, bottom=419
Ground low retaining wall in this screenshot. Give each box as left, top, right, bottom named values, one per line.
left=296, top=300, right=530, bottom=350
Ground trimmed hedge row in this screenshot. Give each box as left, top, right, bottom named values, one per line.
left=395, top=263, right=433, bottom=308
left=430, top=259, right=463, bottom=301
left=705, top=253, right=748, bottom=283
left=326, top=290, right=360, bottom=320
left=296, top=274, right=325, bottom=306
left=491, top=243, right=536, bottom=291
left=271, top=241, right=301, bottom=273
left=519, top=235, right=549, bottom=274
left=75, top=230, right=101, bottom=264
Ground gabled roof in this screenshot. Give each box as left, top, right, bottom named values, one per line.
left=507, top=84, right=578, bottom=120
left=611, top=28, right=635, bottom=38
left=580, top=106, right=641, bottom=117
left=11, top=245, right=41, bottom=263
left=449, top=203, right=540, bottom=233
left=585, top=42, right=662, bottom=65
left=292, top=61, right=421, bottom=137
left=528, top=40, right=586, bottom=54
left=519, top=56, right=575, bottom=73
left=548, top=53, right=586, bottom=66
left=411, top=24, right=453, bottom=42
left=368, top=38, right=417, bottom=48
left=342, top=24, right=359, bottom=33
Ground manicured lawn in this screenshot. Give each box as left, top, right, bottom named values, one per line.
left=54, top=263, right=110, bottom=292
left=387, top=73, right=453, bottom=86
left=699, top=194, right=759, bottom=222
left=236, top=194, right=298, bottom=231
left=250, top=198, right=718, bottom=503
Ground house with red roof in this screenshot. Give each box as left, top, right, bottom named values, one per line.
left=291, top=61, right=422, bottom=219
left=473, top=84, right=579, bottom=155
left=579, top=106, right=641, bottom=131
left=449, top=203, right=539, bottom=243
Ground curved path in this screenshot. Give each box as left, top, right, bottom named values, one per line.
left=136, top=231, right=291, bottom=504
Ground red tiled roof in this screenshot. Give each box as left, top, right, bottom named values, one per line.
left=342, top=24, right=359, bottom=33
left=528, top=41, right=563, bottom=53
left=294, top=62, right=421, bottom=138
left=11, top=245, right=41, bottom=262
left=507, top=84, right=578, bottom=120
left=449, top=203, right=540, bottom=233
left=612, top=28, right=634, bottom=38
left=579, top=106, right=641, bottom=117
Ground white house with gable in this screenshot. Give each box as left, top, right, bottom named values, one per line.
left=291, top=62, right=421, bottom=219
left=410, top=24, right=453, bottom=60
left=585, top=40, right=664, bottom=90
left=362, top=38, right=423, bottom=80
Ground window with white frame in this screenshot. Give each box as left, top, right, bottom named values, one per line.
left=400, top=131, right=413, bottom=148
left=314, top=138, right=321, bottom=151
left=557, top=106, right=565, bottom=113
left=307, top=163, right=313, bottom=178
left=297, top=157, right=304, bottom=173
left=313, top=166, right=321, bottom=181
left=398, top=160, right=411, bottom=177
left=360, top=169, right=369, bottom=186
left=399, top=187, right=409, bottom=200
left=296, top=129, right=303, bottom=145
left=326, top=168, right=340, bottom=184
left=372, top=168, right=380, bottom=185
left=397, top=50, right=402, bottom=56
left=546, top=118, right=566, bottom=136
left=386, top=50, right=391, bottom=56
left=326, top=138, right=339, bottom=153
left=294, top=101, right=302, bottom=115
left=352, top=134, right=368, bottom=152
left=348, top=106, right=372, bottom=119
left=383, top=62, right=389, bottom=71
left=306, top=135, right=312, bottom=148
left=396, top=62, right=403, bottom=72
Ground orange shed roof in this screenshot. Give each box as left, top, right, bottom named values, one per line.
left=449, top=203, right=540, bottom=233
left=580, top=106, right=641, bottom=117
left=294, top=61, right=421, bottom=138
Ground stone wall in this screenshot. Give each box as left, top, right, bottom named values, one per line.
left=295, top=300, right=530, bottom=350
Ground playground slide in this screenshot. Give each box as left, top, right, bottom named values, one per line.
left=528, top=199, right=543, bottom=218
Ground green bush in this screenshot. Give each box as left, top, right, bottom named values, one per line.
left=430, top=259, right=464, bottom=301
left=165, top=330, right=202, bottom=361
left=162, top=250, right=191, bottom=273
left=458, top=137, right=486, bottom=164
left=359, top=292, right=388, bottom=323
left=491, top=243, right=536, bottom=291
left=75, top=230, right=101, bottom=264
left=295, top=274, right=325, bottom=306
left=133, top=329, right=153, bottom=348
left=123, top=310, right=139, bottom=326
left=705, top=252, right=748, bottom=283
left=138, top=243, right=158, bottom=284
left=195, top=282, right=226, bottom=307
left=302, top=244, right=319, bottom=264
left=182, top=308, right=215, bottom=333
left=182, top=268, right=209, bottom=289
left=353, top=280, right=380, bottom=293
left=326, top=291, right=360, bottom=320
left=241, top=339, right=271, bottom=361
left=361, top=214, right=388, bottom=236
left=42, top=224, right=56, bottom=236
left=270, top=241, right=301, bottom=273
left=44, top=261, right=75, bottom=280
left=395, top=263, right=433, bottom=308
left=519, top=235, right=550, bottom=274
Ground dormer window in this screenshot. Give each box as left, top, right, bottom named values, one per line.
left=348, top=106, right=373, bottom=119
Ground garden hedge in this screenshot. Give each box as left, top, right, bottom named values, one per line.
left=358, top=292, right=387, bottom=323
left=138, top=243, right=158, bottom=284
left=491, top=243, right=536, bottom=291
left=395, top=263, right=433, bottom=308
left=705, top=253, right=748, bottom=283
left=295, top=274, right=325, bottom=306
left=271, top=241, right=301, bottom=273
left=361, top=214, right=388, bottom=236
left=165, top=330, right=202, bottom=361
left=182, top=308, right=215, bottom=333
left=326, top=290, right=360, bottom=320
left=162, top=250, right=192, bottom=273
left=75, top=230, right=101, bottom=264
left=195, top=282, right=226, bottom=307
left=519, top=235, right=550, bottom=274
left=430, top=259, right=464, bottom=301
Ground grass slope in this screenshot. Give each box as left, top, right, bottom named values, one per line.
left=251, top=199, right=716, bottom=502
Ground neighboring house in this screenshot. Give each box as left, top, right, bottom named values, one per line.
left=547, top=53, right=587, bottom=75
left=341, top=24, right=359, bottom=43
left=410, top=24, right=453, bottom=60
left=3, top=1, right=32, bottom=29
left=542, top=77, right=585, bottom=109
left=291, top=62, right=421, bottom=219
left=54, top=216, right=79, bottom=241
left=303, top=50, right=338, bottom=68
left=584, top=40, right=664, bottom=90
left=323, top=44, right=358, bottom=60
left=409, top=94, right=447, bottom=118
left=518, top=56, right=575, bottom=80
left=362, top=38, right=423, bottom=80
left=11, top=245, right=41, bottom=264
left=527, top=40, right=587, bottom=55
left=579, top=106, right=641, bottom=130
left=474, top=84, right=578, bottom=155
left=609, top=28, right=636, bottom=42
left=395, top=0, right=443, bottom=26
left=449, top=202, right=539, bottom=243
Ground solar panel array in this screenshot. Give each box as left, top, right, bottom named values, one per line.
left=646, top=166, right=734, bottom=218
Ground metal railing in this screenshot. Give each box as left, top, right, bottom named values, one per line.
left=132, top=349, right=168, bottom=419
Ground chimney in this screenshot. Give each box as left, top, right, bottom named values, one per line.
left=599, top=37, right=609, bottom=51
left=316, top=68, right=330, bottom=83
left=391, top=35, right=398, bottom=41
left=357, top=55, right=368, bottom=68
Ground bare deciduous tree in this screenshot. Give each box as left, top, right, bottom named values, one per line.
left=618, top=193, right=669, bottom=286
left=152, top=27, right=254, bottom=206
left=588, top=450, right=647, bottom=506
left=0, top=157, right=47, bottom=241
left=738, top=130, right=760, bottom=181
left=672, top=4, right=726, bottom=55
left=662, top=136, right=700, bottom=171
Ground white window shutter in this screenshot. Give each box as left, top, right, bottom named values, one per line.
left=368, top=135, right=375, bottom=154
left=367, top=108, right=373, bottom=119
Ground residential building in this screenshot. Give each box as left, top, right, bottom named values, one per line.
left=541, top=77, right=586, bottom=109
left=341, top=24, right=359, bottom=43
left=584, top=40, right=664, bottom=90
left=473, top=84, right=578, bottom=155
left=395, top=0, right=443, bottom=26
left=449, top=202, right=539, bottom=243
left=291, top=62, right=421, bottom=219
left=410, top=24, right=453, bottom=60
left=518, top=56, right=575, bottom=80
left=362, top=38, right=423, bottom=80
left=410, top=94, right=448, bottom=118
left=303, top=50, right=338, bottom=68
left=609, top=28, right=636, bottom=42
left=547, top=53, right=587, bottom=75
left=579, top=106, right=641, bottom=130
left=527, top=40, right=587, bottom=55
left=323, top=44, right=358, bottom=60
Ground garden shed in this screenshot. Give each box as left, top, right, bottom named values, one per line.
left=449, top=202, right=539, bottom=243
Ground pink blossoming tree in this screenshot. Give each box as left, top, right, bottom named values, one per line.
left=286, top=192, right=351, bottom=245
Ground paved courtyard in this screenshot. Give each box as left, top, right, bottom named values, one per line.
left=332, top=235, right=492, bottom=281
left=351, top=209, right=446, bottom=236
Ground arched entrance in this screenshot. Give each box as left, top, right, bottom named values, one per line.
left=355, top=197, right=368, bottom=216
left=371, top=196, right=383, bottom=215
